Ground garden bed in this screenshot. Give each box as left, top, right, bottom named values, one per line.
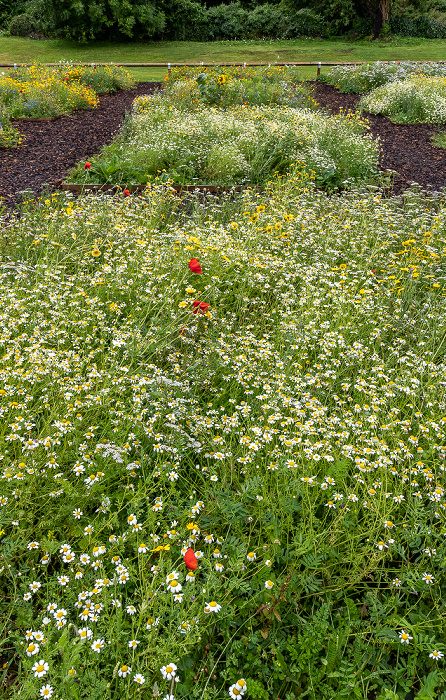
left=1, top=81, right=446, bottom=211
left=314, top=81, right=446, bottom=191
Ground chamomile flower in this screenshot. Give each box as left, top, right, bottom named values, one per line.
left=32, top=660, right=49, bottom=678
left=429, top=650, right=444, bottom=661
left=204, top=601, right=221, bottom=613
left=399, top=630, right=413, bottom=644
left=26, top=643, right=39, bottom=657
left=118, top=664, right=132, bottom=677
left=161, top=663, right=177, bottom=680
left=91, top=639, right=105, bottom=653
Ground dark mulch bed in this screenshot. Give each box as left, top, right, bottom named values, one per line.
left=1, top=80, right=446, bottom=212
left=313, top=81, right=446, bottom=196
left=0, top=82, right=160, bottom=212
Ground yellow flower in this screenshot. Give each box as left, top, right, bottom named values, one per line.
left=91, top=249, right=101, bottom=257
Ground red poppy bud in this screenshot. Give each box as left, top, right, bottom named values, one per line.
left=184, top=548, right=197, bottom=570
left=193, top=300, right=210, bottom=314
left=84, top=162, right=91, bottom=170
left=124, top=189, right=130, bottom=196
left=189, top=258, right=202, bottom=274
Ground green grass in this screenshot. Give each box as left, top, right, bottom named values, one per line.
left=1, top=36, right=446, bottom=82
left=431, top=131, right=446, bottom=148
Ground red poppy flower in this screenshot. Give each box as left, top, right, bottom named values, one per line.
left=184, top=548, right=197, bottom=570
left=372, top=269, right=377, bottom=273
left=84, top=162, right=91, bottom=170
left=193, top=301, right=210, bottom=314
left=124, top=189, right=130, bottom=196
left=189, top=258, right=202, bottom=274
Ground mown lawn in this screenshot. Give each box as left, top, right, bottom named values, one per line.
left=1, top=36, right=446, bottom=81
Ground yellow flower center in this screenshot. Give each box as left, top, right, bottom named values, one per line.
left=121, top=665, right=128, bottom=672
left=166, top=666, right=173, bottom=673
left=36, top=664, right=44, bottom=672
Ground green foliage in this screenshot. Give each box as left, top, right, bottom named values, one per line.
left=8, top=13, right=37, bottom=36
left=389, top=14, right=446, bottom=37
left=41, top=0, right=166, bottom=42
left=431, top=131, right=446, bottom=148
left=158, top=0, right=208, bottom=41
left=0, top=0, right=27, bottom=30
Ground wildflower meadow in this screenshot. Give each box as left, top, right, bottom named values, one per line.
left=1, top=172, right=446, bottom=700
left=2, top=57, right=446, bottom=700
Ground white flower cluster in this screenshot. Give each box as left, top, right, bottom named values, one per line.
left=360, top=74, right=446, bottom=123
left=229, top=678, right=247, bottom=699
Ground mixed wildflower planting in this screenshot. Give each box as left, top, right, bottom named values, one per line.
left=359, top=75, right=446, bottom=125
left=1, top=173, right=446, bottom=699
left=0, top=62, right=135, bottom=149
left=163, top=66, right=318, bottom=110
left=322, top=61, right=446, bottom=96
left=67, top=66, right=379, bottom=191
left=322, top=61, right=446, bottom=125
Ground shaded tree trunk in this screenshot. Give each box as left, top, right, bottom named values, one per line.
left=365, top=0, right=391, bottom=38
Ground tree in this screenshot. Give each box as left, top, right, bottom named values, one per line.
left=41, top=0, right=165, bottom=41
left=361, top=0, right=391, bottom=37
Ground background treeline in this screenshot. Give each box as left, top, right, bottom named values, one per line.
left=3, top=0, right=446, bottom=42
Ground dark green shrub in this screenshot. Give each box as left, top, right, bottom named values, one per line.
left=206, top=2, right=248, bottom=40
left=9, top=13, right=36, bottom=36
left=160, top=0, right=208, bottom=40
left=245, top=3, right=285, bottom=39
left=389, top=14, right=446, bottom=37
left=284, top=8, right=328, bottom=38
left=0, top=0, right=27, bottom=30
left=41, top=0, right=165, bottom=42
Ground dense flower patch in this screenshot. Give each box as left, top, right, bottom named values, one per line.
left=321, top=61, right=446, bottom=95
left=1, top=176, right=446, bottom=698
left=67, top=96, right=379, bottom=190
left=360, top=74, right=446, bottom=124
left=0, top=62, right=135, bottom=125
left=164, top=65, right=318, bottom=110
left=0, top=106, right=22, bottom=148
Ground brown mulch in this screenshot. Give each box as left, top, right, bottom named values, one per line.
left=313, top=81, right=446, bottom=196
left=0, top=82, right=160, bottom=212
left=1, top=80, right=446, bottom=212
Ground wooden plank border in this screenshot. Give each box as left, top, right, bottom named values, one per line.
left=2, top=61, right=444, bottom=68
left=60, top=184, right=244, bottom=193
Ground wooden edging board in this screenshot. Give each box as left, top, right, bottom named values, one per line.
left=60, top=184, right=244, bottom=193
left=1, top=61, right=445, bottom=67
